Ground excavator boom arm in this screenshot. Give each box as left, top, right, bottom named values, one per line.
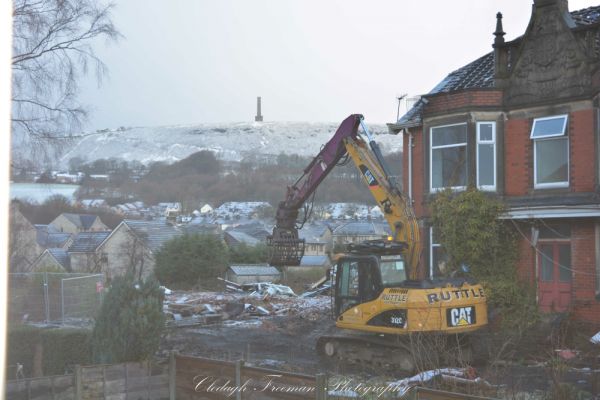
left=268, top=114, right=421, bottom=278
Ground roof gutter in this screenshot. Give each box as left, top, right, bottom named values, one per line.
left=499, top=205, right=600, bottom=219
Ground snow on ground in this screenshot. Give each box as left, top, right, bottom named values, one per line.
left=58, top=121, right=401, bottom=167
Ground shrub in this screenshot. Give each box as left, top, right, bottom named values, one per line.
left=41, top=328, right=92, bottom=375
left=430, top=188, right=539, bottom=329
left=154, top=234, right=228, bottom=287
left=228, top=243, right=268, bottom=264
left=92, top=275, right=165, bottom=364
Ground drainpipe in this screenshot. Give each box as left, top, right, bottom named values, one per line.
left=407, top=128, right=413, bottom=202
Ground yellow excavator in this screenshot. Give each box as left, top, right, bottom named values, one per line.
left=267, top=114, right=488, bottom=372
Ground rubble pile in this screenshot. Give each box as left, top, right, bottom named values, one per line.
left=163, top=282, right=330, bottom=328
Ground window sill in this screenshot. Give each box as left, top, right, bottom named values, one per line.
left=430, top=186, right=467, bottom=193
left=534, top=183, right=569, bottom=190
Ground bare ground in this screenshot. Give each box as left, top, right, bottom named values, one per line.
left=159, top=291, right=600, bottom=398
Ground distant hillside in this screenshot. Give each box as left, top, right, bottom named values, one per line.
left=58, top=121, right=402, bottom=166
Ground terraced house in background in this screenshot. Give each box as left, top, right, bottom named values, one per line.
left=389, top=0, right=600, bottom=323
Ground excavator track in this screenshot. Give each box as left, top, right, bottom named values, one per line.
left=316, top=332, right=474, bottom=374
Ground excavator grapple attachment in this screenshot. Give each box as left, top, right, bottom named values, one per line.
left=267, top=228, right=305, bottom=266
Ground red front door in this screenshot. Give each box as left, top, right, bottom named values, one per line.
left=538, top=242, right=572, bottom=313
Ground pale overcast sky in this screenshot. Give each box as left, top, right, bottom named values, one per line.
left=78, top=0, right=599, bottom=130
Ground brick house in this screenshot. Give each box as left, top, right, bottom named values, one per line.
left=97, top=220, right=182, bottom=280
left=50, top=213, right=108, bottom=234
left=298, top=223, right=333, bottom=256
left=389, top=0, right=600, bottom=323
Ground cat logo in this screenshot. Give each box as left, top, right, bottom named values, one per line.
left=359, top=165, right=378, bottom=187
left=446, top=307, right=476, bottom=327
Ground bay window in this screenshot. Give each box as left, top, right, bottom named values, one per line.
left=430, top=123, right=467, bottom=191
left=477, top=122, right=496, bottom=191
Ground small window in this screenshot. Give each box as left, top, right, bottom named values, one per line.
left=477, top=122, right=496, bottom=191
left=531, top=115, right=568, bottom=139
left=430, top=123, right=467, bottom=191
left=532, top=115, right=569, bottom=188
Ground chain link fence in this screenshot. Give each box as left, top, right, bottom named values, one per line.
left=8, top=272, right=105, bottom=325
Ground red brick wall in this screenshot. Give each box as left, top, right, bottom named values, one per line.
left=504, top=108, right=596, bottom=196
left=570, top=222, right=600, bottom=324
left=569, top=109, right=596, bottom=192
left=515, top=227, right=536, bottom=284
left=504, top=118, right=533, bottom=196
left=512, top=221, right=600, bottom=325
left=403, top=127, right=426, bottom=218
left=424, top=90, right=503, bottom=116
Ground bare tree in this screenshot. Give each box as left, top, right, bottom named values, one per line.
left=11, top=0, right=120, bottom=161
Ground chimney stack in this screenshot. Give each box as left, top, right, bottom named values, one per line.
left=255, top=97, right=263, bottom=122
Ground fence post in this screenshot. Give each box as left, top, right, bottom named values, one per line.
left=169, top=352, right=177, bottom=400
left=74, top=365, right=82, bottom=400
left=61, top=277, right=65, bottom=324
left=235, top=359, right=244, bottom=400
left=315, top=373, right=327, bottom=400
left=43, top=272, right=50, bottom=323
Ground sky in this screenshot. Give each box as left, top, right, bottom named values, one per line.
left=77, top=0, right=600, bottom=130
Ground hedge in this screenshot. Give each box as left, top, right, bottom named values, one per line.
left=6, top=325, right=92, bottom=378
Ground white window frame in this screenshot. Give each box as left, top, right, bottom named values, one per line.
left=476, top=121, right=496, bottom=191
left=530, top=114, right=568, bottom=139
left=430, top=227, right=441, bottom=278
left=430, top=123, right=468, bottom=192
left=532, top=115, right=569, bottom=189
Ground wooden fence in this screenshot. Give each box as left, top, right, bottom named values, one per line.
left=6, top=353, right=499, bottom=400
left=6, top=362, right=168, bottom=400
left=172, top=353, right=325, bottom=400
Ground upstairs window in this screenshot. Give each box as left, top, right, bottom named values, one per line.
left=531, top=115, right=569, bottom=188
left=477, top=122, right=496, bottom=191
left=430, top=123, right=467, bottom=191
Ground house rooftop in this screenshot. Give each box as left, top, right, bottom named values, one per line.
left=333, top=221, right=390, bottom=236
left=397, top=5, right=600, bottom=128
left=68, top=231, right=111, bottom=252
left=229, top=265, right=280, bottom=276
left=225, top=231, right=261, bottom=246
left=60, top=213, right=100, bottom=230
left=123, top=219, right=183, bottom=252
left=34, top=225, right=72, bottom=248
left=47, top=248, right=71, bottom=271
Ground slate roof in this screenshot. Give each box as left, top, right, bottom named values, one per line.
left=299, top=223, right=330, bottom=243
left=225, top=231, right=261, bottom=246
left=34, top=225, right=72, bottom=248
left=47, top=248, right=71, bottom=271
left=183, top=223, right=221, bottom=235
left=397, top=5, right=600, bottom=128
left=571, top=6, right=600, bottom=25
left=68, top=231, right=111, bottom=252
left=229, top=265, right=280, bottom=276
left=123, top=220, right=183, bottom=253
left=61, top=213, right=99, bottom=230
left=333, top=222, right=390, bottom=236
left=228, top=221, right=270, bottom=241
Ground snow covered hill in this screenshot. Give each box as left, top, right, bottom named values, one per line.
left=59, top=121, right=402, bottom=166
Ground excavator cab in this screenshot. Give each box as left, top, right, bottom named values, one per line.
left=333, top=241, right=408, bottom=317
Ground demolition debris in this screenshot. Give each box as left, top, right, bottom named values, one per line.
left=163, top=279, right=330, bottom=328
